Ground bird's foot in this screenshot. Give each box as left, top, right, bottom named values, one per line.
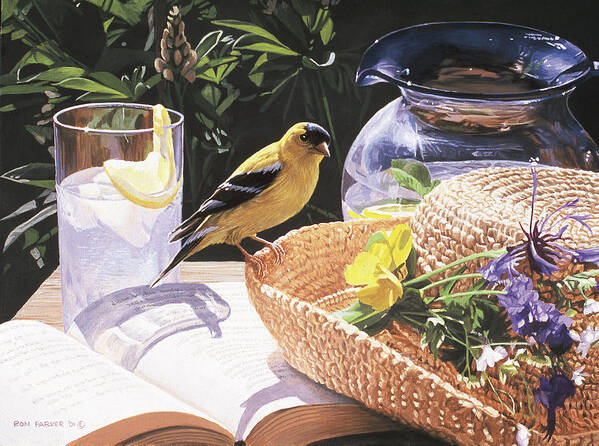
left=266, top=241, right=285, bottom=265
left=246, top=255, right=266, bottom=278
left=236, top=242, right=266, bottom=278
left=251, top=235, right=285, bottom=265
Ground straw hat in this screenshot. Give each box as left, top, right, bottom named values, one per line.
left=245, top=167, right=599, bottom=445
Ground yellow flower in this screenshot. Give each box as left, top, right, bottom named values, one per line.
left=344, top=224, right=413, bottom=311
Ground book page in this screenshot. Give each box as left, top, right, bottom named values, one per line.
left=0, top=320, right=228, bottom=446
left=70, top=281, right=355, bottom=440
left=137, top=282, right=356, bottom=440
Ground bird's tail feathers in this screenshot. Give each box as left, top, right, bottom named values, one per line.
left=169, top=222, right=195, bottom=243
left=169, top=212, right=208, bottom=243
left=151, top=227, right=215, bottom=288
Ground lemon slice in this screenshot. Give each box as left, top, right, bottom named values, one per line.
left=104, top=104, right=180, bottom=209
left=349, top=203, right=418, bottom=220
left=363, top=204, right=417, bottom=219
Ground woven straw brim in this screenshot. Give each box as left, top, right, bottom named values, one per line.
left=245, top=167, right=599, bottom=446
left=412, top=167, right=598, bottom=277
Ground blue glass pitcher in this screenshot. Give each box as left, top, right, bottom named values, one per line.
left=342, top=22, right=599, bottom=220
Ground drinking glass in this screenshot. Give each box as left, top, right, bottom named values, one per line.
left=53, top=103, right=184, bottom=331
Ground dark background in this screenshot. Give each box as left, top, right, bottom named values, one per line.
left=1, top=0, right=598, bottom=324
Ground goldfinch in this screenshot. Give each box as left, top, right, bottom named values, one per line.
left=151, top=122, right=330, bottom=286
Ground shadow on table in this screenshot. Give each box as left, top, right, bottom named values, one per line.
left=72, top=283, right=230, bottom=371
left=236, top=350, right=451, bottom=445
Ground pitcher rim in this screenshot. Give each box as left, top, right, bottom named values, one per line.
left=356, top=21, right=596, bottom=101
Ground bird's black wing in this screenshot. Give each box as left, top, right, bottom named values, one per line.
left=170, top=162, right=282, bottom=242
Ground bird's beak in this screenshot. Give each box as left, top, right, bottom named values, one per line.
left=313, top=142, right=330, bottom=157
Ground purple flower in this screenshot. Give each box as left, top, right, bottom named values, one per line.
left=534, top=374, right=576, bottom=439
left=479, top=251, right=519, bottom=283
left=480, top=167, right=598, bottom=283
left=498, top=275, right=573, bottom=352
left=545, top=323, right=573, bottom=355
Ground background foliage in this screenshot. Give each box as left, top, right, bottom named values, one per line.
left=1, top=0, right=598, bottom=323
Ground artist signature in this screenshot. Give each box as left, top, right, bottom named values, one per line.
left=13, top=420, right=86, bottom=429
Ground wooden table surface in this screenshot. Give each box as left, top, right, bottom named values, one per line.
left=11, top=261, right=246, bottom=331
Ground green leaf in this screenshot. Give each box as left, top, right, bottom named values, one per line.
left=103, top=16, right=115, bottom=32
left=526, top=352, right=552, bottom=368
left=332, top=300, right=370, bottom=323
left=21, top=66, right=86, bottom=83
left=215, top=90, right=239, bottom=116
left=1, top=163, right=55, bottom=189
left=38, top=226, right=58, bottom=245
left=467, top=278, right=489, bottom=292
left=215, top=61, right=238, bottom=83
left=405, top=247, right=419, bottom=280
left=200, top=84, right=221, bottom=107
left=89, top=72, right=131, bottom=95
left=310, top=7, right=330, bottom=34
left=364, top=231, right=387, bottom=252
left=0, top=97, right=46, bottom=112
left=355, top=310, right=391, bottom=332
left=213, top=19, right=289, bottom=47
left=25, top=125, right=53, bottom=145
left=565, top=308, right=578, bottom=317
left=320, top=16, right=334, bottom=44
left=106, top=27, right=128, bottom=47
left=1, top=0, right=18, bottom=22
left=55, top=77, right=128, bottom=97
left=273, top=2, right=309, bottom=47
left=195, top=30, right=223, bottom=59
left=1, top=23, right=15, bottom=35
left=392, top=159, right=432, bottom=187
left=1, top=190, right=55, bottom=222
left=14, top=41, right=69, bottom=72
left=191, top=0, right=217, bottom=20
left=23, top=228, right=40, bottom=250
left=398, top=287, right=428, bottom=313
left=290, top=0, right=316, bottom=26
left=562, top=272, right=598, bottom=297
left=248, top=52, right=269, bottom=86
left=423, top=324, right=445, bottom=358
left=441, top=266, right=468, bottom=296
left=195, top=112, right=214, bottom=129
left=390, top=166, right=429, bottom=199
left=234, top=35, right=300, bottom=56
left=3, top=204, right=57, bottom=252
left=86, top=0, right=152, bottom=25
left=0, top=83, right=52, bottom=95
left=11, top=29, right=27, bottom=40
left=76, top=92, right=128, bottom=102
left=332, top=300, right=389, bottom=330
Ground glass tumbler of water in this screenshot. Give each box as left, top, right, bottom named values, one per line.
left=53, top=103, right=183, bottom=331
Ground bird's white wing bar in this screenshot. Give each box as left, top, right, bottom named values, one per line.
left=169, top=162, right=283, bottom=242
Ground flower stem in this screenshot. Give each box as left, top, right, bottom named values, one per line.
left=469, top=341, right=529, bottom=349
left=419, top=273, right=483, bottom=292
left=437, top=289, right=507, bottom=301
left=403, top=249, right=506, bottom=287
left=486, top=375, right=516, bottom=415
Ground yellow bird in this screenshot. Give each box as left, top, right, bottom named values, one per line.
left=151, top=122, right=330, bottom=286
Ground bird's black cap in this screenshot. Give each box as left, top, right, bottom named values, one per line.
left=303, top=123, right=331, bottom=147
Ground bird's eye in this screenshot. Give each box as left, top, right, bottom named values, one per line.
left=299, top=133, right=308, bottom=142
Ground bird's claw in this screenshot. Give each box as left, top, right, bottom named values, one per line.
left=271, top=242, right=285, bottom=265
left=247, top=255, right=266, bottom=279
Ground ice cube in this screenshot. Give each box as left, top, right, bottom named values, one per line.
left=59, top=167, right=161, bottom=247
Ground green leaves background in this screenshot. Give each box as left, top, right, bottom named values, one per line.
left=1, top=0, right=399, bottom=321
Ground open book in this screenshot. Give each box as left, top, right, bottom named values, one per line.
left=0, top=282, right=401, bottom=446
